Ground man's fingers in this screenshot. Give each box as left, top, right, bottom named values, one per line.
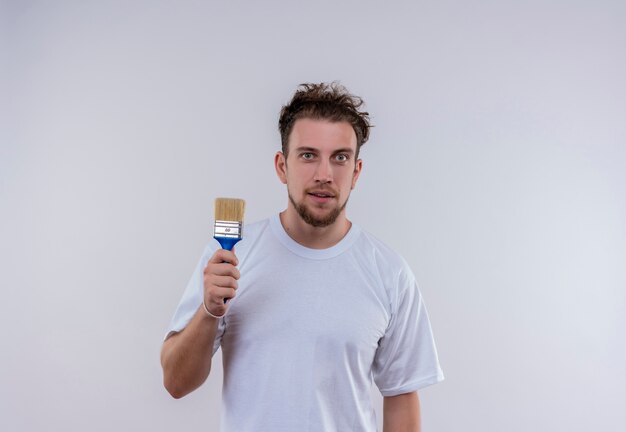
left=207, top=275, right=238, bottom=290
left=208, top=249, right=238, bottom=266
left=205, top=287, right=236, bottom=317
left=210, top=287, right=236, bottom=303
left=205, top=262, right=240, bottom=279
left=203, top=248, right=240, bottom=316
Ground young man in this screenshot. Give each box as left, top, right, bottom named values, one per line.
left=161, top=83, right=444, bottom=431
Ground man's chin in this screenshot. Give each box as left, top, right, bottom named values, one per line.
left=296, top=203, right=346, bottom=228
left=288, top=192, right=349, bottom=228
left=302, top=210, right=340, bottom=228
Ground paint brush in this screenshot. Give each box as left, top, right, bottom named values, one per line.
left=214, top=198, right=245, bottom=304
left=214, top=197, right=246, bottom=251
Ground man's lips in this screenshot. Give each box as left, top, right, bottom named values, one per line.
left=308, top=191, right=335, bottom=198
left=306, top=189, right=337, bottom=203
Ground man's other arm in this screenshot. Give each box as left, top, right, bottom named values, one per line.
left=383, top=391, right=421, bottom=432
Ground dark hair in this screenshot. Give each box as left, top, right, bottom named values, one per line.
left=278, top=82, right=372, bottom=157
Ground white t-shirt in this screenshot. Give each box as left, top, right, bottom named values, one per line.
left=167, top=215, right=444, bottom=432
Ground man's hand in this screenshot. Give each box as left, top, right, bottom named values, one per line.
left=203, top=249, right=240, bottom=317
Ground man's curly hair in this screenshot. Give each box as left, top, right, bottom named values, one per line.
left=278, top=82, right=372, bottom=158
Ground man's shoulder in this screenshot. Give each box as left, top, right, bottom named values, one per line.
left=353, top=226, right=413, bottom=275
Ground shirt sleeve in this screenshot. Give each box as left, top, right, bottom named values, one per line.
left=372, top=264, right=444, bottom=396
left=164, top=242, right=225, bottom=356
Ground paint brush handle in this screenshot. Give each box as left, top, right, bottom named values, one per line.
left=215, top=236, right=241, bottom=252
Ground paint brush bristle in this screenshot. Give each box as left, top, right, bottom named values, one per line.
left=215, top=198, right=246, bottom=223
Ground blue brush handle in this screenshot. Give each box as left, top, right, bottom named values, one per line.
left=214, top=236, right=242, bottom=252
left=215, top=236, right=242, bottom=303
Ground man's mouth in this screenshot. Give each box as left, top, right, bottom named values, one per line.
left=306, top=190, right=337, bottom=203
left=307, top=190, right=336, bottom=198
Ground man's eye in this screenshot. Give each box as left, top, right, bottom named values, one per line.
left=301, top=152, right=314, bottom=160
left=335, top=154, right=348, bottom=162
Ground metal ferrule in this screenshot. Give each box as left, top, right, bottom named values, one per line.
left=214, top=220, right=243, bottom=238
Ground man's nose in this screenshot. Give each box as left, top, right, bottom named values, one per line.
left=313, top=159, right=333, bottom=183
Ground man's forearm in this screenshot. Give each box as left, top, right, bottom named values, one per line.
left=160, top=306, right=219, bottom=398
left=383, top=392, right=421, bottom=432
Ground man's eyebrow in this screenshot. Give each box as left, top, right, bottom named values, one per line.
left=293, top=146, right=319, bottom=153
left=293, top=146, right=355, bottom=155
left=332, top=148, right=355, bottom=155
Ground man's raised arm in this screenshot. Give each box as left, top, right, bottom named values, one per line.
left=160, top=249, right=239, bottom=398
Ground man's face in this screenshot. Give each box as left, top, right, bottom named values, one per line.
left=275, top=118, right=362, bottom=227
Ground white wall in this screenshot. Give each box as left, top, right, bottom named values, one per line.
left=1, top=1, right=625, bottom=430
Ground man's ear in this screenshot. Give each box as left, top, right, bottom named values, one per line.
left=274, top=151, right=288, bottom=185
left=351, top=158, right=363, bottom=190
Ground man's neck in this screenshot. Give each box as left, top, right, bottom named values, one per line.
left=279, top=209, right=352, bottom=249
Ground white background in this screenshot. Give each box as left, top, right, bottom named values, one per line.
left=1, top=1, right=625, bottom=431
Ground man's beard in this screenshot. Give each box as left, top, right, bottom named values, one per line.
left=288, top=191, right=348, bottom=228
